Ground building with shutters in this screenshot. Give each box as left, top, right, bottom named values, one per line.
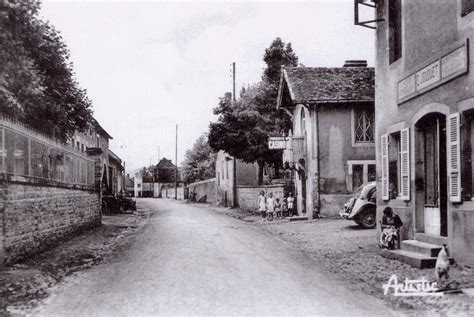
left=277, top=61, right=376, bottom=219
left=357, top=0, right=474, bottom=266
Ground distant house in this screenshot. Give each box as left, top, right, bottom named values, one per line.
left=108, top=149, right=124, bottom=195
left=277, top=61, right=375, bottom=218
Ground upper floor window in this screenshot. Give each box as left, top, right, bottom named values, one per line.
left=354, top=108, right=375, bottom=144
left=388, top=0, right=402, bottom=64
left=462, top=0, right=474, bottom=16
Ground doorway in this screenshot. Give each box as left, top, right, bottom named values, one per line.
left=415, top=113, right=448, bottom=237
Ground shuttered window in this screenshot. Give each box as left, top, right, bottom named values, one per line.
left=447, top=113, right=461, bottom=203
left=400, top=128, right=410, bottom=201
left=381, top=134, right=389, bottom=200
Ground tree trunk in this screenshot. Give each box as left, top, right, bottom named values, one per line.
left=258, top=161, right=264, bottom=185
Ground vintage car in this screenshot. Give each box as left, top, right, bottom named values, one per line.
left=339, top=182, right=376, bottom=229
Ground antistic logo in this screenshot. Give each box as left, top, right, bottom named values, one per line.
left=382, top=274, right=443, bottom=297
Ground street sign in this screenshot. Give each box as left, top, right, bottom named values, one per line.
left=268, top=137, right=289, bottom=149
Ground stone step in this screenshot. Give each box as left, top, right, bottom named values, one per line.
left=414, top=233, right=448, bottom=246
left=401, top=240, right=442, bottom=257
left=381, top=249, right=437, bottom=269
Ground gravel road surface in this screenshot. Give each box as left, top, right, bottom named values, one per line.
left=31, top=199, right=396, bottom=317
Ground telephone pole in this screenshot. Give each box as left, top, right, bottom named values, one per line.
left=232, top=62, right=236, bottom=102
left=175, top=124, right=178, bottom=200
left=232, top=62, right=237, bottom=207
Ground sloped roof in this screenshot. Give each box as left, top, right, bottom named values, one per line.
left=277, top=66, right=375, bottom=108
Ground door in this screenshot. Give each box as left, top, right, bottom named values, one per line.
left=420, top=117, right=447, bottom=236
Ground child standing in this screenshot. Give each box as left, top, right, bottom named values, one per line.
left=257, top=191, right=266, bottom=221
left=282, top=198, right=288, bottom=217
left=275, top=198, right=282, bottom=220
left=266, top=193, right=274, bottom=221
left=287, top=192, right=295, bottom=217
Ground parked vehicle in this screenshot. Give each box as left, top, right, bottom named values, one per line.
left=339, top=182, right=376, bottom=229
left=102, top=195, right=137, bottom=214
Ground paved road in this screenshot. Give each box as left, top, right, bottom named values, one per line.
left=32, top=199, right=395, bottom=316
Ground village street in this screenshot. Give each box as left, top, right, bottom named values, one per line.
left=30, top=199, right=394, bottom=316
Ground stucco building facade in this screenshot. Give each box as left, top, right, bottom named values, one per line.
left=366, top=0, right=474, bottom=265
left=277, top=62, right=376, bottom=219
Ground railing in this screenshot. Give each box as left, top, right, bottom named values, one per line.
left=0, top=117, right=95, bottom=186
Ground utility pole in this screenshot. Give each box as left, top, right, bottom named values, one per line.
left=175, top=124, right=178, bottom=200
left=232, top=62, right=236, bottom=102
left=232, top=62, right=237, bottom=207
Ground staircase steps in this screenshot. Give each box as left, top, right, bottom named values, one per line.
left=381, top=239, right=453, bottom=269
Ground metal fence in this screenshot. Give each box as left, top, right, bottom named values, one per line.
left=0, top=118, right=95, bottom=186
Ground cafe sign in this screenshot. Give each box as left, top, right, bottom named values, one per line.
left=268, top=137, right=290, bottom=150
left=398, top=41, right=469, bottom=103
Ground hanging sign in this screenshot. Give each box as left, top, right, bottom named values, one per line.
left=268, top=137, right=289, bottom=149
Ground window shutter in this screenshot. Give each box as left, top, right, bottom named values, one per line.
left=381, top=134, right=389, bottom=200
left=447, top=113, right=461, bottom=203
left=400, top=128, right=410, bottom=201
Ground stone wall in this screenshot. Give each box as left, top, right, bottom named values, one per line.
left=1, top=182, right=101, bottom=265
left=187, top=178, right=216, bottom=204
left=237, top=185, right=285, bottom=211
left=160, top=186, right=185, bottom=200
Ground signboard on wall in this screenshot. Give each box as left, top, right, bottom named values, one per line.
left=398, top=40, right=469, bottom=104
left=268, top=137, right=289, bottom=149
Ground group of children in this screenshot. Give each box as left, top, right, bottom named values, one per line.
left=257, top=191, right=295, bottom=221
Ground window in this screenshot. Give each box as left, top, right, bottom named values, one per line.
left=353, top=108, right=375, bottom=144
left=388, top=132, right=401, bottom=199
left=96, top=134, right=100, bottom=147
left=388, top=0, right=402, bottom=64
left=462, top=0, right=474, bottom=16
left=381, top=128, right=410, bottom=201
left=347, top=160, right=376, bottom=192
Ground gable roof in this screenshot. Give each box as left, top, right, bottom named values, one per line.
left=277, top=66, right=375, bottom=108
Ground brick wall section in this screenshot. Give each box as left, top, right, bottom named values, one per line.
left=237, top=185, right=285, bottom=211
left=1, top=182, right=101, bottom=265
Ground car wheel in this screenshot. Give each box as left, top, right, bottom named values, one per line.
left=360, top=208, right=376, bottom=229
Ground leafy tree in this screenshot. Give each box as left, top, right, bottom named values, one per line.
left=138, top=166, right=154, bottom=183
left=0, top=0, right=93, bottom=141
left=181, top=134, right=216, bottom=184
left=208, top=37, right=298, bottom=184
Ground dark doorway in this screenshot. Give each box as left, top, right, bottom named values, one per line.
left=415, top=113, right=448, bottom=237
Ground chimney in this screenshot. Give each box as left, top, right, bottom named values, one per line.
left=343, top=60, right=368, bottom=67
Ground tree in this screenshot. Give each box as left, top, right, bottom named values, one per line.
left=181, top=134, right=216, bottom=184
left=0, top=0, right=93, bottom=141
left=208, top=37, right=298, bottom=184
left=138, top=166, right=154, bottom=183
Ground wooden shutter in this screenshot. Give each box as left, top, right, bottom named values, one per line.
left=400, top=128, right=410, bottom=201
left=381, top=134, right=389, bottom=200
left=447, top=113, right=461, bottom=203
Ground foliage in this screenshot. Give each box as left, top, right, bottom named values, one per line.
left=138, top=166, right=154, bottom=183
left=180, top=134, right=216, bottom=184
left=208, top=37, right=298, bottom=182
left=0, top=0, right=93, bottom=141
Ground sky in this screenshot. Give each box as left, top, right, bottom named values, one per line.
left=40, top=0, right=375, bottom=173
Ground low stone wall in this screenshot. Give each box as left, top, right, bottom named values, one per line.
left=187, top=178, right=216, bottom=203
left=237, top=185, right=285, bottom=211
left=319, top=194, right=352, bottom=217
left=1, top=182, right=101, bottom=265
